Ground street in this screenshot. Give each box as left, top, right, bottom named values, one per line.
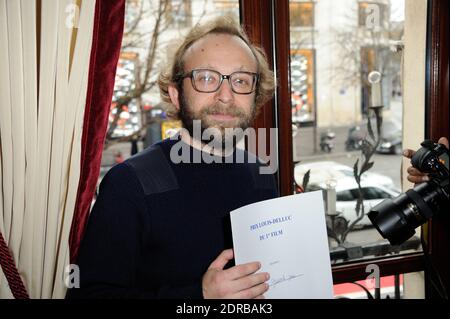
left=294, top=125, right=403, bottom=189
left=293, top=124, right=410, bottom=258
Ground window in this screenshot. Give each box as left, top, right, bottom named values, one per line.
left=254, top=0, right=444, bottom=298
left=289, top=0, right=424, bottom=266
left=290, top=1, right=314, bottom=27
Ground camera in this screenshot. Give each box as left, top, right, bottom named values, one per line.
left=368, top=140, right=449, bottom=245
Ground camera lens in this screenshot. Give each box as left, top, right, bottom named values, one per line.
left=368, top=181, right=445, bottom=245
left=368, top=193, right=418, bottom=245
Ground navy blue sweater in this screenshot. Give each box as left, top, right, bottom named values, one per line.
left=67, top=137, right=278, bottom=299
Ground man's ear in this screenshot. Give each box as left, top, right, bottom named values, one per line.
left=168, top=84, right=180, bottom=111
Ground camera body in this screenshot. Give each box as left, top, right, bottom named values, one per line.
left=368, top=140, right=449, bottom=245
left=412, top=140, right=449, bottom=180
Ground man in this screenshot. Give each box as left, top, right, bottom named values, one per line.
left=67, top=16, right=277, bottom=299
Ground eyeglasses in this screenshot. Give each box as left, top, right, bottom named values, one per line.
left=181, top=69, right=259, bottom=94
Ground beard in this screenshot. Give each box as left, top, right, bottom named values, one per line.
left=179, top=91, right=256, bottom=151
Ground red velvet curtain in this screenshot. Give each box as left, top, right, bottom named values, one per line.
left=69, top=0, right=126, bottom=263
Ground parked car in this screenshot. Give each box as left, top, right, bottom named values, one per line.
left=294, top=161, right=400, bottom=227
left=294, top=161, right=396, bottom=189
left=345, top=119, right=403, bottom=154
left=333, top=179, right=400, bottom=227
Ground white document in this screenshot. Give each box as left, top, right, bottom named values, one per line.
left=230, top=191, right=333, bottom=299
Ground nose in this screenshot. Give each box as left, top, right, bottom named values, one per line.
left=216, top=79, right=234, bottom=104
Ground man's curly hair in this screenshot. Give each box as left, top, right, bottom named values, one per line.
left=158, top=15, right=276, bottom=119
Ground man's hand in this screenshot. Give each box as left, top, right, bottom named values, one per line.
left=202, top=249, right=270, bottom=299
left=403, top=137, right=449, bottom=183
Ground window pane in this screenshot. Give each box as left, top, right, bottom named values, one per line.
left=290, top=0, right=424, bottom=264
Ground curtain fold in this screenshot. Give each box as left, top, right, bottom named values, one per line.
left=0, top=0, right=16, bottom=298
left=0, top=0, right=125, bottom=298
left=18, top=0, right=38, bottom=295
left=68, top=0, right=126, bottom=264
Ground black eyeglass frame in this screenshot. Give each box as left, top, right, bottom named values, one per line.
left=180, top=68, right=260, bottom=94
